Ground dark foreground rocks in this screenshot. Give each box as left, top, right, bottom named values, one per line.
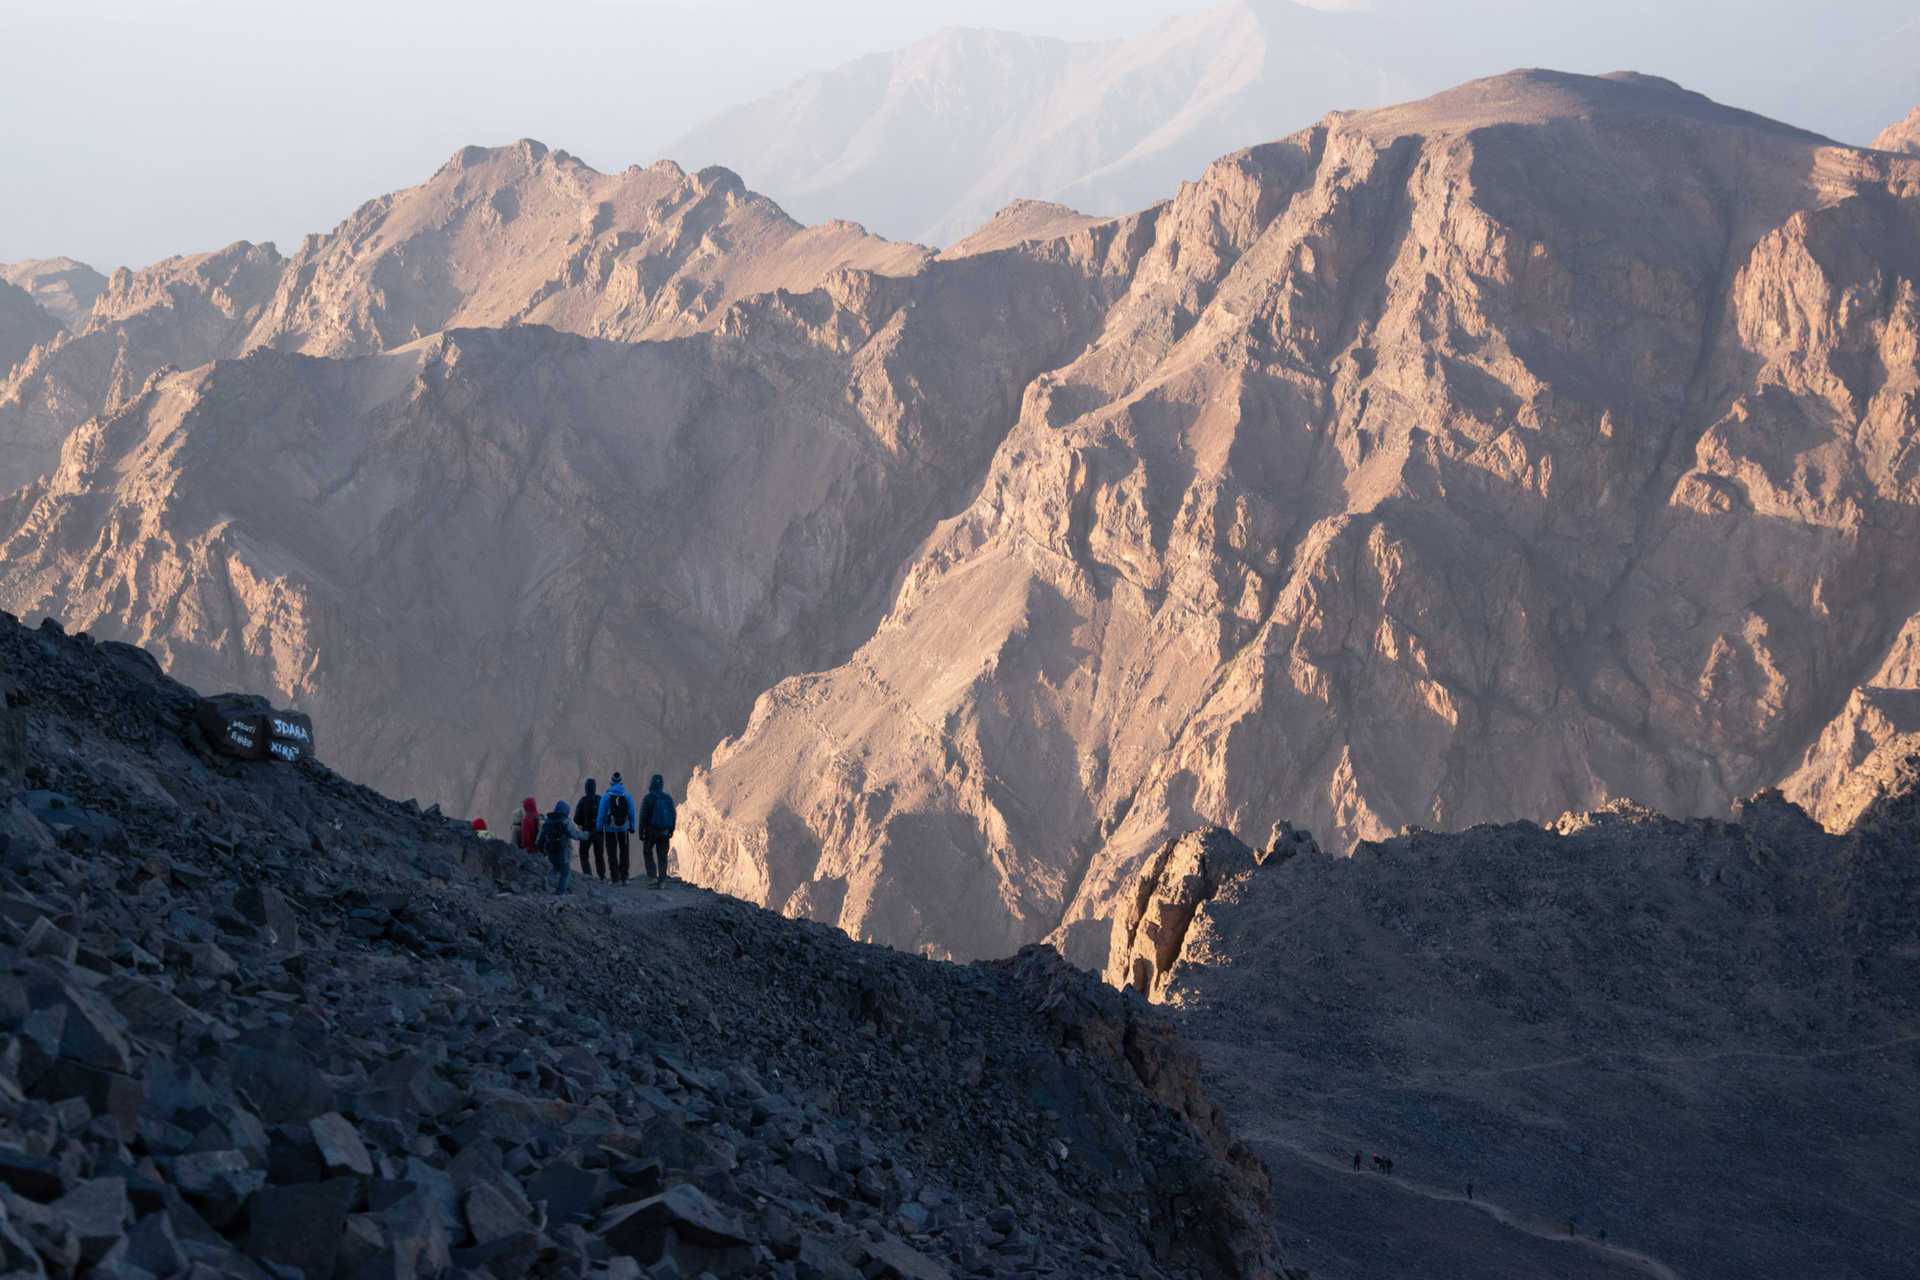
left=0, top=613, right=1286, bottom=1279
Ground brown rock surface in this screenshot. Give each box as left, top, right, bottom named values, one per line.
left=1140, top=782, right=1920, bottom=1280
left=1873, top=104, right=1920, bottom=154
left=0, top=281, right=60, bottom=388
left=687, top=69, right=1920, bottom=963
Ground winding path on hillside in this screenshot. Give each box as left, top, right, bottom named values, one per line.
left=1256, top=1137, right=1686, bottom=1280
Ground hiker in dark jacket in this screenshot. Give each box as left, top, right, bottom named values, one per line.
left=597, top=772, right=637, bottom=885
left=540, top=801, right=592, bottom=895
left=639, top=774, right=677, bottom=889
left=575, top=778, right=604, bottom=879
left=515, top=797, right=540, bottom=854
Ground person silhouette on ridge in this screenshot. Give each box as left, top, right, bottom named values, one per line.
left=639, top=773, right=677, bottom=890
left=575, top=777, right=604, bottom=880
left=597, top=772, right=637, bottom=886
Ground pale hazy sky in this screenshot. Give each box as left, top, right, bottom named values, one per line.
left=4, top=0, right=1915, bottom=271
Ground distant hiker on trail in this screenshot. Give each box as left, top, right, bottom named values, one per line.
left=539, top=800, right=591, bottom=895
left=515, top=797, right=540, bottom=855
left=576, top=777, right=604, bottom=880
left=639, top=773, right=677, bottom=890
left=1466, top=1181, right=1474, bottom=1201
left=597, top=772, right=636, bottom=886
left=1353, top=1151, right=1363, bottom=1170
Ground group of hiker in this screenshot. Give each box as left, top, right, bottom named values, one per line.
left=473, top=771, right=677, bottom=895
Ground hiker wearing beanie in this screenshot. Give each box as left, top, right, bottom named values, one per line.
left=639, top=773, right=678, bottom=889
left=538, top=800, right=591, bottom=895
left=597, top=772, right=637, bottom=885
left=575, top=777, right=604, bottom=879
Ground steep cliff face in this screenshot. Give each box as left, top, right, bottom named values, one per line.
left=0, top=142, right=924, bottom=495
left=0, top=280, right=60, bottom=385
left=687, top=70, right=1920, bottom=964
left=0, top=210, right=1146, bottom=832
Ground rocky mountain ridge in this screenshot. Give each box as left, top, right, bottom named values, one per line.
left=0, top=610, right=1282, bottom=1278
left=0, top=141, right=923, bottom=496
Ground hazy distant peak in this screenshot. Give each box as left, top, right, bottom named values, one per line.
left=0, top=257, right=106, bottom=334
left=1873, top=105, right=1920, bottom=154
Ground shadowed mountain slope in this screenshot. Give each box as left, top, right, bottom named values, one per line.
left=1115, top=777, right=1920, bottom=1279
left=0, top=612, right=1282, bottom=1279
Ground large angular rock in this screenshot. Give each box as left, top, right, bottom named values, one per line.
left=49, top=1176, right=128, bottom=1263
left=308, top=1111, right=373, bottom=1178
left=597, top=1184, right=753, bottom=1261
left=26, top=966, right=131, bottom=1073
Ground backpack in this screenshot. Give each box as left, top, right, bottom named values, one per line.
left=642, top=791, right=676, bottom=834
left=607, top=791, right=631, bottom=828
left=538, top=814, right=570, bottom=859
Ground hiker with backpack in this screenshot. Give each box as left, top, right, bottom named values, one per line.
left=575, top=777, right=604, bottom=879
left=639, top=773, right=677, bottom=889
left=538, top=801, right=592, bottom=894
left=597, top=772, right=637, bottom=886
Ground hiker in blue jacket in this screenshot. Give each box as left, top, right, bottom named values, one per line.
left=538, top=801, right=591, bottom=895
left=639, top=774, right=677, bottom=889
left=597, top=772, right=637, bottom=886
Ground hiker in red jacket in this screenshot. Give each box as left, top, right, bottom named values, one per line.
left=516, top=797, right=540, bottom=853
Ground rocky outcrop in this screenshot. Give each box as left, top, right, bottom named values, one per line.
left=1105, top=828, right=1258, bottom=999
left=1873, top=104, right=1920, bottom=154
left=1149, top=777, right=1920, bottom=1279
left=0, top=612, right=1282, bottom=1279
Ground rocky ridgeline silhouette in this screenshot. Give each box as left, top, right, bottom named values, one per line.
left=0, top=614, right=1282, bottom=1280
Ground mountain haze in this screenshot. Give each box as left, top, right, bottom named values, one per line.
left=671, top=1, right=1409, bottom=247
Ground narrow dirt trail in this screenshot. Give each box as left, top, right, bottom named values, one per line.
left=1254, top=1137, right=1687, bottom=1280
